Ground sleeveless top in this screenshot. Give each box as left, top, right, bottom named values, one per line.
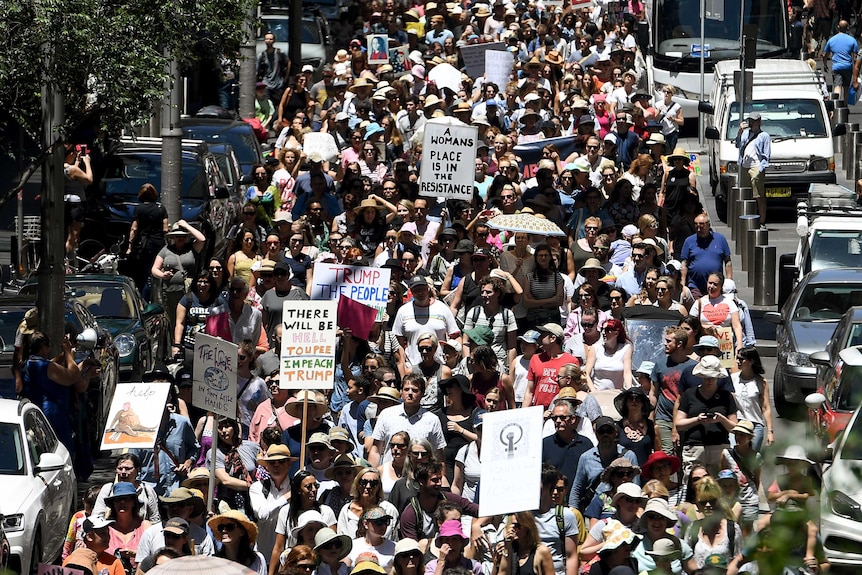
left=379, top=461, right=400, bottom=498
left=107, top=523, right=148, bottom=563
left=592, top=342, right=631, bottom=390
left=471, top=371, right=502, bottom=410
left=516, top=549, right=538, bottom=575
left=232, top=254, right=259, bottom=285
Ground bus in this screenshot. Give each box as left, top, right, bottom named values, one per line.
left=644, top=0, right=789, bottom=119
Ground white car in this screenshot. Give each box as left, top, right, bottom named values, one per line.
left=0, top=399, right=76, bottom=574
left=820, top=399, right=862, bottom=566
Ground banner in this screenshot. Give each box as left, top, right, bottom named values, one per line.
left=311, top=262, right=391, bottom=319
left=280, top=300, right=338, bottom=389
left=714, top=326, right=736, bottom=369
left=100, top=382, right=171, bottom=450
left=192, top=333, right=238, bottom=419
left=368, top=34, right=390, bottom=64
left=302, top=133, right=339, bottom=163
left=419, top=118, right=478, bottom=200
left=484, top=50, right=515, bottom=94
left=479, top=406, right=543, bottom=517
left=513, top=135, right=579, bottom=180
left=460, top=42, right=506, bottom=79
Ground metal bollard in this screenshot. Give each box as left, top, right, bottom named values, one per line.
left=744, top=228, right=768, bottom=272
left=734, top=200, right=758, bottom=247
left=728, top=186, right=739, bottom=227
left=737, top=214, right=760, bottom=260
left=730, top=186, right=752, bottom=239
left=846, top=129, right=862, bottom=180
left=855, top=140, right=862, bottom=182
left=754, top=245, right=777, bottom=306
left=836, top=105, right=849, bottom=127
left=844, top=123, right=859, bottom=166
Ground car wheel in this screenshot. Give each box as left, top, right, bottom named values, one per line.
left=773, top=370, right=804, bottom=420
left=28, top=529, right=41, bottom=575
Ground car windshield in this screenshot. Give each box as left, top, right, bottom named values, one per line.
left=626, top=318, right=681, bottom=371
left=260, top=19, right=322, bottom=44
left=67, top=284, right=136, bottom=319
left=840, top=409, right=862, bottom=460
left=102, top=154, right=209, bottom=200
left=0, top=423, right=26, bottom=475
left=181, top=127, right=259, bottom=166
left=811, top=231, right=862, bottom=272
left=725, top=100, right=828, bottom=139
left=793, top=284, right=862, bottom=321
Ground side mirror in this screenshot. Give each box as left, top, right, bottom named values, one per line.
left=698, top=101, right=714, bottom=114
left=704, top=126, right=720, bottom=140
left=214, top=185, right=230, bottom=199
left=805, top=392, right=827, bottom=410
left=764, top=311, right=783, bottom=325
left=834, top=123, right=847, bottom=137
left=809, top=351, right=830, bottom=367
left=34, top=452, right=66, bottom=474
left=143, top=303, right=164, bottom=316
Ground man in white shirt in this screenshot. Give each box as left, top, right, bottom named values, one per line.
left=249, top=444, right=297, bottom=562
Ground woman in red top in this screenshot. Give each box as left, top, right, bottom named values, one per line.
left=469, top=345, right=515, bottom=409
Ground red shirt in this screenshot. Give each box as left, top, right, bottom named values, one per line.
left=527, top=351, right=579, bottom=408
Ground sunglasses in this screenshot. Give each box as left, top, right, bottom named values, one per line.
left=410, top=451, right=428, bottom=458
left=418, top=346, right=433, bottom=353
left=360, top=479, right=381, bottom=487
left=581, top=322, right=596, bottom=329
left=368, top=517, right=392, bottom=526
left=217, top=523, right=239, bottom=533
left=320, top=539, right=343, bottom=551
left=209, top=266, right=222, bottom=271
left=550, top=415, right=571, bottom=421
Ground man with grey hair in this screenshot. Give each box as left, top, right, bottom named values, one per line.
left=679, top=213, right=732, bottom=298
left=542, top=397, right=592, bottom=503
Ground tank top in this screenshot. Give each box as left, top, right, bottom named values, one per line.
left=592, top=342, right=631, bottom=390
left=379, top=461, right=400, bottom=498
left=516, top=549, right=538, bottom=575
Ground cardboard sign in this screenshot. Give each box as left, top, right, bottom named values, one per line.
left=485, top=50, right=515, bottom=95
left=280, top=300, right=338, bottom=389
left=419, top=118, right=478, bottom=200
left=337, top=295, right=379, bottom=342
left=368, top=34, right=390, bottom=64
left=192, top=334, right=238, bottom=419
left=40, top=565, right=85, bottom=575
left=714, top=326, right=736, bottom=369
left=100, top=382, right=171, bottom=450
left=302, top=133, right=339, bottom=163
left=479, top=406, right=543, bottom=517
left=460, top=41, right=506, bottom=79
left=311, top=262, right=391, bottom=319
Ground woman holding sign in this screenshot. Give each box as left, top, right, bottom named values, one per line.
left=689, top=272, right=744, bottom=355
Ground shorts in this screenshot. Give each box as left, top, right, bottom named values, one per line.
left=741, top=165, right=764, bottom=199
left=833, top=68, right=852, bottom=87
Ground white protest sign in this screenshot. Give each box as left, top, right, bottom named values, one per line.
left=460, top=41, right=506, bottom=79
left=485, top=50, right=515, bottom=94
left=280, top=300, right=338, bottom=389
left=303, top=133, right=340, bottom=163
left=479, top=406, right=543, bottom=517
left=40, top=565, right=84, bottom=575
left=192, top=334, right=238, bottom=419
left=419, top=118, right=478, bottom=200
left=100, top=382, right=172, bottom=451
left=310, top=262, right=391, bottom=319
left=715, top=326, right=736, bottom=369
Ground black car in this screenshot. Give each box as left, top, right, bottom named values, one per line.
left=179, top=118, right=265, bottom=178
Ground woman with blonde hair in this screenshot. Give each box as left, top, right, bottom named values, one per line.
left=622, top=154, right=654, bottom=200
left=654, top=276, right=687, bottom=315
left=685, top=477, right=742, bottom=569
left=493, top=512, right=555, bottom=575
left=336, top=468, right=400, bottom=539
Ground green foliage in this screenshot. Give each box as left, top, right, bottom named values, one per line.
left=0, top=0, right=255, bottom=151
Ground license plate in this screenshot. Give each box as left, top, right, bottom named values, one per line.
left=766, top=187, right=792, bottom=198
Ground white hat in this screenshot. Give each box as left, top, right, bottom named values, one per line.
left=692, top=355, right=728, bottom=379
left=722, top=278, right=738, bottom=294
left=302, top=64, right=315, bottom=73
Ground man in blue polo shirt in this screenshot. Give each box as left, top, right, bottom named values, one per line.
left=542, top=396, right=592, bottom=503
left=679, top=213, right=732, bottom=298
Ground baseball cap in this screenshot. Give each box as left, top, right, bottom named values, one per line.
left=594, top=415, right=616, bottom=431
left=83, top=517, right=114, bottom=532
left=536, top=323, right=564, bottom=340
left=302, top=64, right=314, bottom=73
left=518, top=329, right=541, bottom=344
left=746, top=111, right=761, bottom=121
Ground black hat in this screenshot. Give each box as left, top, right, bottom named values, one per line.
left=175, top=367, right=193, bottom=388
left=274, top=261, right=293, bottom=279
left=382, top=258, right=402, bottom=269
left=454, top=239, right=475, bottom=254
left=440, top=227, right=458, bottom=238
left=408, top=276, right=430, bottom=290
left=143, top=363, right=174, bottom=383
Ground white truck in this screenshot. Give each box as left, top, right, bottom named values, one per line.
left=778, top=183, right=862, bottom=308
left=700, top=59, right=844, bottom=221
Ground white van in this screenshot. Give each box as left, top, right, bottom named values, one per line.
left=701, top=59, right=844, bottom=220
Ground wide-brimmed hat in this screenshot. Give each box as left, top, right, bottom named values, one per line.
left=166, top=222, right=191, bottom=237
left=598, top=519, right=641, bottom=555
left=693, top=335, right=721, bottom=353
left=439, top=374, right=473, bottom=396
left=666, top=147, right=690, bottom=165
left=613, top=387, right=651, bottom=419
left=208, top=510, right=258, bottom=546
left=646, top=133, right=666, bottom=146
left=545, top=50, right=564, bottom=66
left=350, top=77, right=374, bottom=92
left=578, top=258, right=605, bottom=276
left=611, top=481, right=647, bottom=505
left=256, top=443, right=299, bottom=464
left=423, top=94, right=442, bottom=109
left=368, top=386, right=401, bottom=405
left=435, top=519, right=468, bottom=547
left=329, top=427, right=355, bottom=450
left=18, top=307, right=38, bottom=335
left=554, top=387, right=586, bottom=406
left=354, top=198, right=380, bottom=214
left=325, top=453, right=365, bottom=480
left=646, top=537, right=681, bottom=560
left=640, top=498, right=677, bottom=528
left=642, top=450, right=681, bottom=478
left=314, top=527, right=353, bottom=560
left=394, top=538, right=422, bottom=557
left=465, top=325, right=494, bottom=346
left=159, top=487, right=206, bottom=517
left=692, top=355, right=728, bottom=379
left=641, top=238, right=664, bottom=256
left=775, top=444, right=813, bottom=465
left=105, top=481, right=138, bottom=503
left=519, top=109, right=541, bottom=124
left=290, top=509, right=328, bottom=538
left=731, top=420, right=755, bottom=436
left=142, top=362, right=174, bottom=383
left=525, top=56, right=543, bottom=68
left=182, top=467, right=213, bottom=488
left=285, top=390, right=329, bottom=419
left=602, top=460, right=641, bottom=484
left=307, top=432, right=334, bottom=450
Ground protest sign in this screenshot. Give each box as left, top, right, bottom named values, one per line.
left=100, top=381, right=171, bottom=450
left=302, top=133, right=339, bottom=163
left=390, top=45, right=411, bottom=73
left=40, top=565, right=84, bottom=575
left=368, top=34, right=389, bottom=64
left=311, top=262, right=391, bottom=319
left=514, top=135, right=579, bottom=180
left=280, top=301, right=338, bottom=389
left=485, top=50, right=514, bottom=94
left=479, top=406, right=543, bottom=516
left=715, top=326, right=736, bottom=369
left=419, top=118, right=478, bottom=200
left=460, top=42, right=506, bottom=79
left=337, top=295, right=379, bottom=342
left=192, top=334, right=238, bottom=419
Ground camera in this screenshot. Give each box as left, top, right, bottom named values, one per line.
left=75, top=144, right=89, bottom=156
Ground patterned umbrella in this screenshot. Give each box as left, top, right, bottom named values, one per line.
left=486, top=213, right=566, bottom=237
left=148, top=555, right=258, bottom=575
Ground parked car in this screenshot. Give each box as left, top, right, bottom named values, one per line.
left=819, top=398, right=862, bottom=566
left=19, top=275, right=169, bottom=381
left=209, top=143, right=249, bottom=200
left=179, top=118, right=264, bottom=179
left=0, top=295, right=120, bottom=453
left=765, top=268, right=862, bottom=418
left=257, top=11, right=333, bottom=77
left=806, top=346, right=862, bottom=445
left=0, top=398, right=77, bottom=574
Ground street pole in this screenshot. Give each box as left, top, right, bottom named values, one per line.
left=38, top=48, right=66, bottom=356
left=698, top=0, right=705, bottom=147
left=161, top=55, right=183, bottom=224
left=238, top=4, right=257, bottom=119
